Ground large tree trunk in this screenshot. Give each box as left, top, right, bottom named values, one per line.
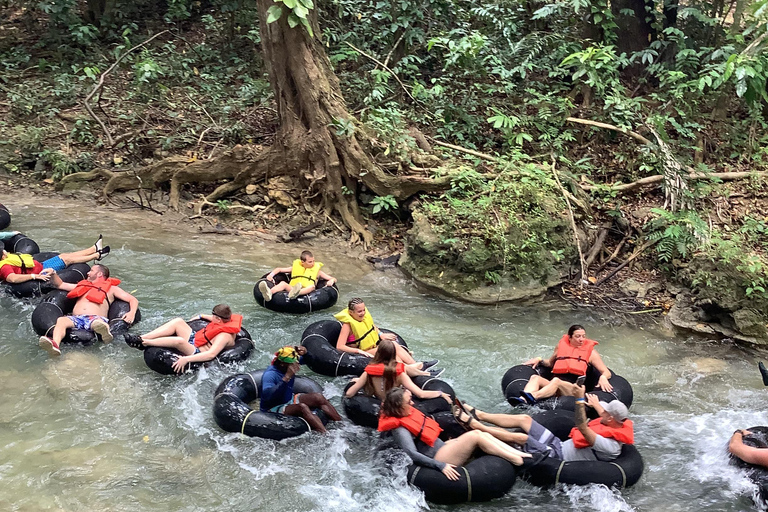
left=611, top=0, right=655, bottom=55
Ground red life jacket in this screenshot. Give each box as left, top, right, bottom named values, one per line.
left=66, top=277, right=121, bottom=305
left=193, top=314, right=243, bottom=348
left=377, top=407, right=442, bottom=447
left=570, top=418, right=634, bottom=448
left=551, top=334, right=598, bottom=376
left=364, top=362, right=405, bottom=376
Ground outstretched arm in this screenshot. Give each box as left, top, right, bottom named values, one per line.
left=344, top=373, right=368, bottom=397
left=0, top=231, right=20, bottom=240
left=318, top=270, right=336, bottom=286
left=172, top=333, right=229, bottom=373
left=401, top=373, right=451, bottom=402
left=112, top=286, right=139, bottom=324
left=389, top=427, right=446, bottom=471
left=573, top=388, right=597, bottom=446
left=589, top=350, right=613, bottom=391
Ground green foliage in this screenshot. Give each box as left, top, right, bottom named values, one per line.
left=370, top=194, right=398, bottom=214
left=266, top=0, right=315, bottom=37
left=418, top=165, right=571, bottom=283
left=330, top=117, right=355, bottom=138
left=646, top=208, right=709, bottom=262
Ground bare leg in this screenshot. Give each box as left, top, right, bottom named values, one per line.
left=141, top=318, right=192, bottom=340
left=530, top=377, right=575, bottom=400
left=394, top=343, right=417, bottom=365
left=284, top=402, right=327, bottom=433
left=523, top=375, right=549, bottom=394
left=270, top=282, right=292, bottom=294
left=298, top=393, right=342, bottom=421
left=473, top=408, right=534, bottom=433
left=297, top=285, right=316, bottom=296
left=459, top=411, right=529, bottom=445
left=52, top=316, right=76, bottom=344
left=435, top=430, right=528, bottom=466
left=59, top=247, right=100, bottom=266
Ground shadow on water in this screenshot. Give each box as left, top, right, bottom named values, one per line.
left=1, top=195, right=768, bottom=511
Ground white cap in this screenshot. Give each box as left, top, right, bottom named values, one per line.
left=599, top=400, right=629, bottom=422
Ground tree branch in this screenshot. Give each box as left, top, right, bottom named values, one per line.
left=427, top=138, right=500, bottom=162
left=552, top=155, right=586, bottom=285
left=581, top=170, right=768, bottom=192
left=83, top=30, right=169, bottom=147
left=566, top=117, right=653, bottom=145
left=344, top=42, right=417, bottom=104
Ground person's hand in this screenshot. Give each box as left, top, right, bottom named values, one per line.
left=327, top=278, right=336, bottom=287
left=295, top=345, right=307, bottom=357
left=573, top=382, right=586, bottom=399
left=358, top=349, right=373, bottom=358
left=266, top=274, right=275, bottom=283
left=122, top=311, right=136, bottom=324
left=524, top=357, right=542, bottom=368
left=172, top=356, right=189, bottom=374
left=585, top=393, right=600, bottom=409
left=285, top=362, right=301, bottom=379
left=597, top=375, right=613, bottom=392
left=380, top=332, right=397, bottom=342
left=441, top=463, right=460, bottom=481
left=440, top=392, right=451, bottom=404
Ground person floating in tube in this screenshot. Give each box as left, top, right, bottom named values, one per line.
left=513, top=324, right=613, bottom=405
left=334, top=297, right=442, bottom=378
left=39, top=263, right=137, bottom=357
left=124, top=304, right=240, bottom=374
left=452, top=383, right=634, bottom=463
left=379, top=387, right=531, bottom=480
left=259, top=345, right=342, bottom=433
left=0, top=232, right=110, bottom=285
left=259, top=250, right=337, bottom=301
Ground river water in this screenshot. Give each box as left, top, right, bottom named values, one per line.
left=1, top=193, right=766, bottom=512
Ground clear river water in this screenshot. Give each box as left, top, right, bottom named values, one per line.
left=1, top=193, right=767, bottom=512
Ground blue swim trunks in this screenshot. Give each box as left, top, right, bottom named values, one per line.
left=42, top=255, right=66, bottom=272
left=68, top=314, right=108, bottom=330
left=187, top=330, right=200, bottom=354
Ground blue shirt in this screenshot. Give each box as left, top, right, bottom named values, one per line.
left=259, top=357, right=304, bottom=411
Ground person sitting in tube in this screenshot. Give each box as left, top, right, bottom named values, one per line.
left=453, top=384, right=633, bottom=463
left=344, top=339, right=452, bottom=403
left=0, top=232, right=110, bottom=285
left=39, top=263, right=137, bottom=357
left=260, top=345, right=342, bottom=433
left=123, top=304, right=240, bottom=373
left=514, top=324, right=613, bottom=405
left=378, top=387, right=531, bottom=481
left=259, top=250, right=337, bottom=301
left=334, top=297, right=442, bottom=378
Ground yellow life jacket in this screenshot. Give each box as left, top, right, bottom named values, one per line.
left=289, top=259, right=323, bottom=287
left=0, top=253, right=35, bottom=273
left=334, top=308, right=380, bottom=351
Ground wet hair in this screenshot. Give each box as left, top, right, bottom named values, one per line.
left=300, top=250, right=314, bottom=262
left=212, top=304, right=232, bottom=321
left=381, top=387, right=408, bottom=418
left=93, top=264, right=109, bottom=278
left=348, top=297, right=365, bottom=311
left=568, top=324, right=585, bottom=336
left=365, top=339, right=398, bottom=396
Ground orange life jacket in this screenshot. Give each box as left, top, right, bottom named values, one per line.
left=378, top=407, right=442, bottom=447
left=551, top=334, right=598, bottom=376
left=364, top=362, right=405, bottom=376
left=570, top=418, right=634, bottom=448
left=66, top=277, right=121, bottom=305
left=193, top=314, right=243, bottom=348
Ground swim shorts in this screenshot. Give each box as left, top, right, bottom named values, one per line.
left=269, top=394, right=303, bottom=414
left=67, top=314, right=109, bottom=331
left=42, top=255, right=66, bottom=272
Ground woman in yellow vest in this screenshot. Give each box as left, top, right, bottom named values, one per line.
left=334, top=298, right=441, bottom=377
left=259, top=250, right=337, bottom=301
left=515, top=324, right=613, bottom=405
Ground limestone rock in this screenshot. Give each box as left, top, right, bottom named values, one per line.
left=619, top=278, right=663, bottom=299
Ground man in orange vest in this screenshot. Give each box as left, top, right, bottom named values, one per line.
left=455, top=385, right=633, bottom=462
left=259, top=250, right=337, bottom=301
left=39, top=264, right=138, bottom=357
